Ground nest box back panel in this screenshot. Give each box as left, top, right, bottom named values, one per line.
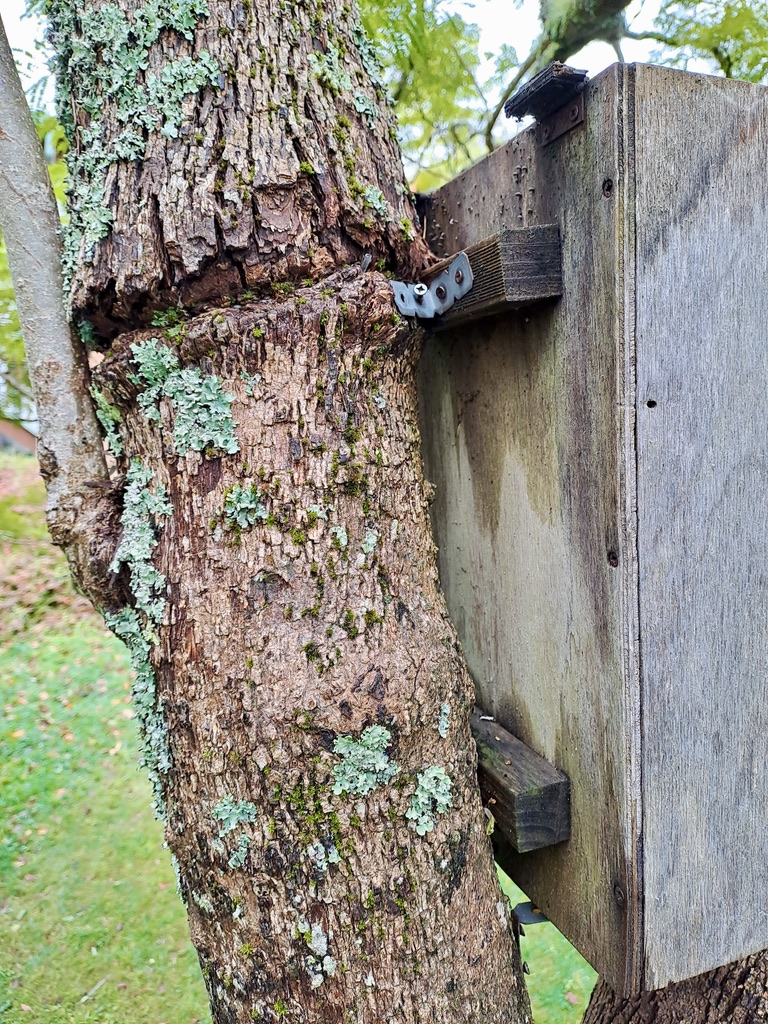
left=419, top=63, right=640, bottom=993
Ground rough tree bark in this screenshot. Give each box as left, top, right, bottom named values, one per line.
left=2, top=1, right=532, bottom=1021
left=586, top=952, right=768, bottom=1024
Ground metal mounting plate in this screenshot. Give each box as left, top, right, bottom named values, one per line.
left=391, top=252, right=473, bottom=319
left=540, top=92, right=584, bottom=146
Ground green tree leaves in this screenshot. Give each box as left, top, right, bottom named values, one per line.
left=359, top=0, right=499, bottom=186
left=639, top=0, right=768, bottom=81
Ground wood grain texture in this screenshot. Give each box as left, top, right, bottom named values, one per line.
left=472, top=709, right=570, bottom=852
left=426, top=226, right=562, bottom=329
left=633, top=65, right=768, bottom=989
left=420, top=62, right=768, bottom=994
left=418, top=64, right=643, bottom=993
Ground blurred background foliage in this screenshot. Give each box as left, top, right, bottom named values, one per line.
left=634, top=0, right=768, bottom=79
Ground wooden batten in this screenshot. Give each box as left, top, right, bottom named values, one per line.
left=504, top=61, right=588, bottom=121
left=426, top=226, right=562, bottom=329
left=472, top=709, right=570, bottom=853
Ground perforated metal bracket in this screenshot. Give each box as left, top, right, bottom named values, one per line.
left=391, top=252, right=473, bottom=319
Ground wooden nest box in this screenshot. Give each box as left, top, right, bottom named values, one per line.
left=417, top=62, right=768, bottom=994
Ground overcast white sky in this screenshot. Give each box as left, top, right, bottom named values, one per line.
left=3, top=0, right=673, bottom=112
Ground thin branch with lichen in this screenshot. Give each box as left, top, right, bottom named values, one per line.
left=0, top=14, right=110, bottom=556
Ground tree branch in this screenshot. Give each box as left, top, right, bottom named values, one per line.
left=624, top=29, right=679, bottom=45
left=484, top=0, right=632, bottom=153
left=0, top=15, right=117, bottom=605
left=391, top=53, right=414, bottom=105
left=0, top=364, right=34, bottom=402
left=484, top=45, right=542, bottom=153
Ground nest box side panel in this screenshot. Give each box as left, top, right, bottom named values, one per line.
left=634, top=64, right=768, bottom=988
left=418, top=64, right=643, bottom=992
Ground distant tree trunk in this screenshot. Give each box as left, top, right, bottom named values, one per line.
left=585, top=953, right=768, bottom=1024
left=30, top=1, right=530, bottom=1021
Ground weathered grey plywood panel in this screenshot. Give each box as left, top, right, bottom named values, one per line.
left=634, top=66, right=768, bottom=988
left=418, top=64, right=643, bottom=992
left=421, top=61, right=768, bottom=993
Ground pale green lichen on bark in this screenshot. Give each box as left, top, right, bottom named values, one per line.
left=191, top=889, right=215, bottom=913
left=110, top=459, right=173, bottom=622
left=44, top=0, right=219, bottom=280
left=308, top=44, right=351, bottom=94
left=211, top=796, right=258, bottom=835
left=437, top=702, right=451, bottom=738
left=361, top=528, right=379, bottom=554
left=227, top=834, right=251, bottom=869
left=352, top=91, right=377, bottom=127
left=306, top=503, right=328, bottom=523
left=406, top=766, right=453, bottom=836
left=239, top=371, right=262, bottom=397
left=330, top=524, right=348, bottom=550
left=362, top=186, right=391, bottom=221
left=296, top=918, right=336, bottom=989
left=106, top=458, right=174, bottom=818
left=305, top=840, right=341, bottom=875
left=331, top=725, right=398, bottom=796
left=352, top=21, right=385, bottom=90
left=90, top=383, right=123, bottom=456
left=171, top=852, right=186, bottom=901
left=106, top=606, right=172, bottom=818
left=224, top=484, right=268, bottom=529
left=130, top=338, right=239, bottom=455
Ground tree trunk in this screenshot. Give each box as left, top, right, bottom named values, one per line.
left=585, top=952, right=768, bottom=1024
left=41, top=0, right=530, bottom=1020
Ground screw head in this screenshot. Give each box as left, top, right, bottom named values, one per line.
left=454, top=268, right=464, bottom=285
left=413, top=282, right=428, bottom=303
left=435, top=284, right=447, bottom=301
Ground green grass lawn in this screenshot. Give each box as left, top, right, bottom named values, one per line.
left=0, top=625, right=212, bottom=1024
left=0, top=453, right=211, bottom=1024
left=497, top=871, right=597, bottom=1023
left=0, top=451, right=596, bottom=1022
